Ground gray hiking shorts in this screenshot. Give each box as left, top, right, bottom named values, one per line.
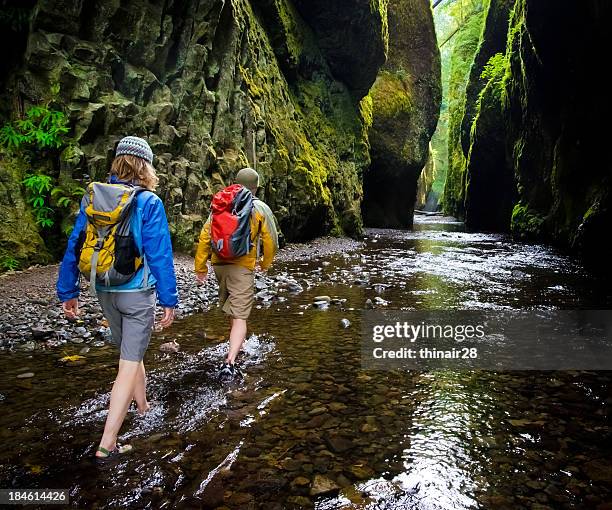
left=97, top=289, right=156, bottom=362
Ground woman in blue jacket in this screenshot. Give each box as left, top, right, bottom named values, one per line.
left=57, top=136, right=178, bottom=459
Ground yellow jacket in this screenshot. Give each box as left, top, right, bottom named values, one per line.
left=195, top=198, right=279, bottom=274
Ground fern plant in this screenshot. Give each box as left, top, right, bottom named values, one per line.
left=0, top=254, right=20, bottom=271
left=51, top=183, right=86, bottom=209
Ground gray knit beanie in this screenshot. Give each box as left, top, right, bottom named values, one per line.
left=115, top=136, right=154, bottom=164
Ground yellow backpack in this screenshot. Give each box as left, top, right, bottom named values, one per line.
left=78, top=182, right=145, bottom=293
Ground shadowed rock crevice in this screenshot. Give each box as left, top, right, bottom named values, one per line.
left=362, top=0, right=442, bottom=228
left=442, top=0, right=610, bottom=267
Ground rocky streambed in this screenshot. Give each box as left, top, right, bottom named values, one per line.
left=1, top=217, right=612, bottom=509
left=0, top=237, right=363, bottom=353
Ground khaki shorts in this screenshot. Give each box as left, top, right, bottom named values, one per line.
left=213, top=264, right=255, bottom=319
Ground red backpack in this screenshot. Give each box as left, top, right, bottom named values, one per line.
left=210, top=184, right=254, bottom=259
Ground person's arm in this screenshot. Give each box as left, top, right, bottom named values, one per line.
left=194, top=217, right=212, bottom=277
left=257, top=202, right=279, bottom=270
left=141, top=194, right=178, bottom=308
left=57, top=207, right=87, bottom=302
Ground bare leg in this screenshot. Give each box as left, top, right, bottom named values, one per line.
left=96, top=359, right=140, bottom=456
left=226, top=318, right=247, bottom=364
left=133, top=362, right=149, bottom=415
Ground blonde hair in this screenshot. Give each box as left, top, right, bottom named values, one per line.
left=110, top=154, right=159, bottom=191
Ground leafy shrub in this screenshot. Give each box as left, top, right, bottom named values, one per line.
left=0, top=105, right=69, bottom=152
left=480, top=52, right=507, bottom=83
left=0, top=254, right=20, bottom=272
left=22, top=173, right=54, bottom=228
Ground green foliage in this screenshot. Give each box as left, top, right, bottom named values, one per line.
left=0, top=254, right=20, bottom=272
left=51, top=183, right=85, bottom=209
left=480, top=52, right=506, bottom=82
left=511, top=202, right=544, bottom=238
left=1, top=103, right=74, bottom=234
left=22, top=173, right=54, bottom=228
left=0, top=105, right=69, bottom=152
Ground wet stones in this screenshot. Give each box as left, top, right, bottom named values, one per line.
left=16, top=372, right=35, bottom=379
left=325, top=434, right=354, bottom=453
left=31, top=327, right=54, bottom=340
left=159, top=340, right=180, bottom=353
left=348, top=463, right=375, bottom=480
left=309, top=474, right=340, bottom=497
left=340, top=318, right=351, bottom=328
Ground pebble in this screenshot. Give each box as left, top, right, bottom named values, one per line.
left=340, top=318, right=351, bottom=328
left=19, top=341, right=36, bottom=351
left=159, top=340, right=180, bottom=353
left=31, top=327, right=54, bottom=340
left=310, top=474, right=340, bottom=496
left=16, top=372, right=35, bottom=379
left=313, top=295, right=331, bottom=303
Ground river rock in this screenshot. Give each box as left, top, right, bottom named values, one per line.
left=325, top=434, right=354, bottom=453
left=583, top=460, right=612, bottom=483
left=16, top=372, right=35, bottom=379
left=314, top=296, right=331, bottom=303
left=309, top=474, right=340, bottom=497
left=340, top=319, right=351, bottom=328
left=159, top=340, right=180, bottom=353
left=31, top=327, right=54, bottom=340
left=291, top=476, right=311, bottom=487
left=349, top=463, right=375, bottom=480
left=19, top=341, right=36, bottom=351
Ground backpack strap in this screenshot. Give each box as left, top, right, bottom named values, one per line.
left=133, top=188, right=152, bottom=290
left=89, top=228, right=108, bottom=297
left=253, top=199, right=266, bottom=260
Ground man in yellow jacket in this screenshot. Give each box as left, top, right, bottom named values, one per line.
left=195, top=167, right=278, bottom=379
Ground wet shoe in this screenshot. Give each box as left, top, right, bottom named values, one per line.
left=95, top=443, right=133, bottom=463
left=218, top=362, right=243, bottom=381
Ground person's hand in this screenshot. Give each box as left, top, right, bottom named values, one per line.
left=62, top=298, right=79, bottom=319
left=158, top=307, right=175, bottom=329
left=196, top=272, right=208, bottom=285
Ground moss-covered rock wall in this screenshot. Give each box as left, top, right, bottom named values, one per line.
left=444, top=0, right=610, bottom=265
left=440, top=9, right=485, bottom=219
left=505, top=0, right=610, bottom=264
left=462, top=0, right=516, bottom=231
left=362, top=0, right=441, bottom=228
left=415, top=144, right=435, bottom=210
left=0, top=0, right=392, bottom=266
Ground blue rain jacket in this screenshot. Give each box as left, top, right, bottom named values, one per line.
left=56, top=180, right=178, bottom=307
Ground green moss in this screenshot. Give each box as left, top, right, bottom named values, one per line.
left=511, top=202, right=544, bottom=239
left=369, top=0, right=389, bottom=54
left=370, top=70, right=412, bottom=120
left=441, top=10, right=487, bottom=219
left=359, top=94, right=374, bottom=130
left=0, top=150, right=49, bottom=269
left=236, top=0, right=367, bottom=238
